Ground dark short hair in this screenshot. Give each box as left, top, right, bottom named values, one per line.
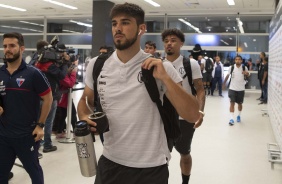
left=36, top=40, right=49, bottom=51
left=99, top=45, right=114, bottom=53
left=235, top=55, right=243, bottom=60
left=161, top=28, right=185, bottom=42
left=110, top=3, right=145, bottom=26
left=145, top=41, right=156, bottom=49
left=3, top=32, right=24, bottom=46
left=261, top=52, right=266, bottom=57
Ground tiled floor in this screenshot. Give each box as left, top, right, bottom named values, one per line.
left=9, top=86, right=282, bottom=184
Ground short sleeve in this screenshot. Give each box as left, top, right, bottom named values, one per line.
left=163, top=61, right=182, bottom=84
left=190, top=59, right=203, bottom=79
left=32, top=68, right=51, bottom=96
left=84, top=56, right=98, bottom=90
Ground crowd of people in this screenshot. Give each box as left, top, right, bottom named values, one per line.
left=0, top=2, right=268, bottom=184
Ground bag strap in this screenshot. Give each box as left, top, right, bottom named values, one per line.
left=92, top=51, right=114, bottom=111
left=141, top=67, right=163, bottom=113
left=182, top=57, right=196, bottom=96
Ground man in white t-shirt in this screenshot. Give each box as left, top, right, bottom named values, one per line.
left=161, top=28, right=206, bottom=184
left=223, top=55, right=250, bottom=125
left=77, top=3, right=200, bottom=184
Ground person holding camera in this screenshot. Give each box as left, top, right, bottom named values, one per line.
left=53, top=55, right=78, bottom=138
left=0, top=32, right=52, bottom=184
left=35, top=42, right=68, bottom=153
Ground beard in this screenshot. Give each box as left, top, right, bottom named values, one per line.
left=114, top=31, right=138, bottom=50
left=166, top=51, right=173, bottom=55
left=4, top=51, right=20, bottom=63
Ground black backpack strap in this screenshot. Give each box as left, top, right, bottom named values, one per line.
left=228, top=65, right=235, bottom=87
left=182, top=57, right=196, bottom=96
left=92, top=51, right=114, bottom=111
left=141, top=67, right=180, bottom=140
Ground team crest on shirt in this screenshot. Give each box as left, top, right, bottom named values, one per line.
left=16, top=78, right=25, bottom=87
left=179, top=67, right=185, bottom=75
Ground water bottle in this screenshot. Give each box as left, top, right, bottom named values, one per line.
left=75, top=120, right=98, bottom=177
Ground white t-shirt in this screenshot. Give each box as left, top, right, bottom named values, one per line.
left=228, top=64, right=248, bottom=91
left=85, top=50, right=182, bottom=168
left=200, top=58, right=206, bottom=73
left=164, top=55, right=202, bottom=120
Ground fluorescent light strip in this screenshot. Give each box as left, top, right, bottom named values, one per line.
left=63, top=29, right=79, bottom=33
left=244, top=42, right=248, bottom=47
left=236, top=18, right=244, bottom=33
left=0, top=4, right=26, bottom=11
left=19, top=21, right=44, bottom=27
left=227, top=0, right=235, bottom=6
left=1, top=25, right=42, bottom=32
left=144, top=0, right=160, bottom=7
left=220, top=39, right=229, bottom=45
left=43, top=0, right=77, bottom=10
left=178, top=18, right=202, bottom=33
left=69, top=20, right=92, bottom=28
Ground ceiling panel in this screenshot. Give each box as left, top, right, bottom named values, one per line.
left=0, top=0, right=275, bottom=18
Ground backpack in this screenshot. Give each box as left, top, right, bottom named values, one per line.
left=205, top=58, right=213, bottom=73
left=92, top=52, right=182, bottom=146
left=182, top=57, right=197, bottom=96
left=229, top=64, right=248, bottom=86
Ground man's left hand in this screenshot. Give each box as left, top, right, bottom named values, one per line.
left=32, top=126, right=44, bottom=142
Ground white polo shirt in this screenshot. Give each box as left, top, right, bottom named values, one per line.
left=228, top=64, right=248, bottom=91
left=164, top=55, right=202, bottom=120
left=85, top=50, right=182, bottom=168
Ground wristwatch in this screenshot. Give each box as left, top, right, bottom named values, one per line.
left=36, top=122, right=45, bottom=128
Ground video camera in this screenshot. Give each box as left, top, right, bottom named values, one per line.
left=38, top=36, right=68, bottom=64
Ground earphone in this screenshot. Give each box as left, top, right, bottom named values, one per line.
left=138, top=30, right=142, bottom=35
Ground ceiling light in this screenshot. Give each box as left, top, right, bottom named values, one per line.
left=178, top=18, right=202, bottom=33
left=43, top=0, right=78, bottom=10
left=144, top=0, right=160, bottom=7
left=69, top=20, right=92, bottom=27
left=236, top=18, right=244, bottom=33
left=19, top=21, right=44, bottom=27
left=253, top=39, right=256, bottom=42
left=220, top=39, right=229, bottom=45
left=1, top=25, right=42, bottom=32
left=63, top=29, right=79, bottom=33
left=244, top=42, right=248, bottom=47
left=0, top=4, right=26, bottom=11
left=227, top=0, right=235, bottom=6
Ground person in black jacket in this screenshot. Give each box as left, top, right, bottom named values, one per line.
left=35, top=42, right=68, bottom=153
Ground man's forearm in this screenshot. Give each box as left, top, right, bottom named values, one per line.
left=77, top=97, right=92, bottom=120
left=38, top=95, right=52, bottom=123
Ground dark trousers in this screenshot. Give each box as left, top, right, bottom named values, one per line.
left=211, top=77, right=223, bottom=95
left=262, top=82, right=268, bottom=103
left=259, top=79, right=264, bottom=99
left=53, top=101, right=77, bottom=133
left=95, top=155, right=168, bottom=184
left=0, top=135, right=43, bottom=184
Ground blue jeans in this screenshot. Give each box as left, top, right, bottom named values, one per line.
left=211, top=77, right=222, bottom=95
left=43, top=100, right=57, bottom=149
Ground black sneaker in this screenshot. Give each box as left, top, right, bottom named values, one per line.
left=43, top=146, right=57, bottom=153
left=8, top=172, right=13, bottom=180
left=38, top=152, right=43, bottom=159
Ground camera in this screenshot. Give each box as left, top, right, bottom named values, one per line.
left=38, top=36, right=66, bottom=64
